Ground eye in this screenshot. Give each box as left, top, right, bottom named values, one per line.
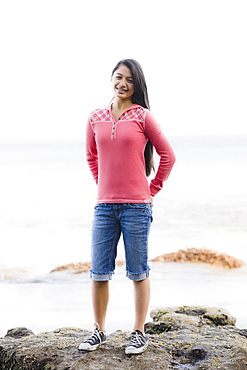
left=127, top=79, right=134, bottom=83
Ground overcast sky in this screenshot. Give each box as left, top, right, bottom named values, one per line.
left=0, top=0, right=246, bottom=140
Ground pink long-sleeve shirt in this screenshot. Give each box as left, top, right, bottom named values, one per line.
left=86, top=104, right=175, bottom=203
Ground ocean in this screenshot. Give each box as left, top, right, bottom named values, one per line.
left=0, top=135, right=247, bottom=337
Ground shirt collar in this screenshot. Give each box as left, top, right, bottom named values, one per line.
left=106, top=103, right=141, bottom=113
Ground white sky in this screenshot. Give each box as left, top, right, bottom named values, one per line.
left=0, top=0, right=246, bottom=139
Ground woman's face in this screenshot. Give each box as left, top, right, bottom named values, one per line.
left=111, top=64, right=135, bottom=101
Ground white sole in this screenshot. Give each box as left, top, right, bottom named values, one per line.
left=78, top=340, right=106, bottom=351
left=125, top=342, right=148, bottom=355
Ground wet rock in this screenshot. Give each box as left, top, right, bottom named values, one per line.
left=5, top=327, right=34, bottom=338
left=145, top=321, right=181, bottom=334
left=151, top=248, right=243, bottom=269
left=172, top=347, right=207, bottom=365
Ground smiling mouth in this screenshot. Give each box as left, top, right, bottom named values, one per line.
left=116, top=87, right=128, bottom=93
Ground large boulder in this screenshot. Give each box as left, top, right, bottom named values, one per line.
left=149, top=305, right=237, bottom=328
left=0, top=306, right=247, bottom=369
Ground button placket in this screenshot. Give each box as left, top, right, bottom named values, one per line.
left=110, top=112, right=125, bottom=139
left=111, top=121, right=117, bottom=139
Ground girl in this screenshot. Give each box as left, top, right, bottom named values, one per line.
left=79, top=59, right=175, bottom=355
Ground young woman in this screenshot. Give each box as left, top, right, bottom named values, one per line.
left=79, top=59, right=175, bottom=355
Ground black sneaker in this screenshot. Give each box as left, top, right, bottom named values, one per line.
left=125, top=330, right=149, bottom=355
left=78, top=323, right=106, bottom=351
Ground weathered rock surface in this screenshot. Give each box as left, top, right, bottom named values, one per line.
left=1, top=306, right=247, bottom=369
left=150, top=305, right=237, bottom=328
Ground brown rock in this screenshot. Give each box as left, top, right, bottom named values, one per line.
left=151, top=247, right=243, bottom=269
left=50, top=260, right=125, bottom=274
left=50, top=262, right=91, bottom=273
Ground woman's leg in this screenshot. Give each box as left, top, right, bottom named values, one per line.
left=90, top=204, right=121, bottom=332
left=78, top=281, right=109, bottom=351
left=120, top=203, right=152, bottom=333
left=91, top=280, right=109, bottom=332
left=133, top=277, right=150, bottom=333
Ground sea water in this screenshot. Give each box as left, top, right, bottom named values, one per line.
left=0, top=135, right=247, bottom=336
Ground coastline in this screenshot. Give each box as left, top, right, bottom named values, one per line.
left=1, top=260, right=247, bottom=338
left=1, top=136, right=247, bottom=339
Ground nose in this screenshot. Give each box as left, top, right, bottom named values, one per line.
left=118, top=79, right=127, bottom=87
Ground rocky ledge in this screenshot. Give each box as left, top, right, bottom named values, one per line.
left=1, top=306, right=247, bottom=369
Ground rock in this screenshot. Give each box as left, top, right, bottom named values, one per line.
left=1, top=307, right=247, bottom=369
left=0, top=268, right=28, bottom=280
left=50, top=262, right=92, bottom=274
left=149, top=306, right=236, bottom=328
left=151, top=248, right=244, bottom=269
left=50, top=248, right=244, bottom=275
left=5, top=327, right=34, bottom=338
left=50, top=260, right=125, bottom=274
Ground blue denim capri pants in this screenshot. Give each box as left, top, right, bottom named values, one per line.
left=90, top=203, right=153, bottom=281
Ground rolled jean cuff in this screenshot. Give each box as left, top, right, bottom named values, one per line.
left=126, top=269, right=150, bottom=281
left=90, top=270, right=113, bottom=281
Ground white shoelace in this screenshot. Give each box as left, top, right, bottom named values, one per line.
left=86, top=329, right=102, bottom=344
left=129, top=331, right=145, bottom=347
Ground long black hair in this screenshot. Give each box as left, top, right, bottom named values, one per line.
left=111, top=59, right=155, bottom=177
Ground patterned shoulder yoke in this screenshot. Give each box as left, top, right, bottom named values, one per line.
left=89, top=106, right=146, bottom=123
left=90, top=109, right=111, bottom=122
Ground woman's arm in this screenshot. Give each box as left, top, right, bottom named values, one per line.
left=86, top=119, right=98, bottom=184
left=144, top=110, right=176, bottom=196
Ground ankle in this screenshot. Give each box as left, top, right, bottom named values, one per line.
left=133, top=326, right=145, bottom=334
left=95, top=322, right=106, bottom=332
